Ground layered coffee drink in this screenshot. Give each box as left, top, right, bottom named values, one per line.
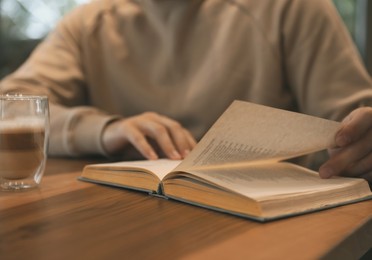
left=0, top=119, right=45, bottom=180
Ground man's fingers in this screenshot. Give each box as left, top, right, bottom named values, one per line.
left=125, top=125, right=159, bottom=160
left=320, top=127, right=372, bottom=178
left=336, top=107, right=372, bottom=147
left=346, top=152, right=372, bottom=177
left=184, top=129, right=197, bottom=150
left=102, top=112, right=196, bottom=160
left=136, top=113, right=196, bottom=159
left=159, top=116, right=197, bottom=157
left=151, top=127, right=183, bottom=160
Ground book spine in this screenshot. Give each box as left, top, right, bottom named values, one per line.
left=148, top=192, right=169, bottom=200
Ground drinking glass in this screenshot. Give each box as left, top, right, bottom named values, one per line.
left=0, top=94, right=49, bottom=190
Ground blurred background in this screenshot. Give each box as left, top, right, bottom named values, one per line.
left=0, top=0, right=371, bottom=79
left=0, top=0, right=89, bottom=78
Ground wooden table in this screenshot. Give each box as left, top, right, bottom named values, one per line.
left=0, top=158, right=371, bottom=260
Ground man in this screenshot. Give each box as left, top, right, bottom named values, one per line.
left=0, top=0, right=372, bottom=181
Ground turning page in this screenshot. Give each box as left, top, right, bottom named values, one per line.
left=177, top=101, right=340, bottom=170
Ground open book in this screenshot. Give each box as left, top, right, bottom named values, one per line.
left=80, top=101, right=372, bottom=221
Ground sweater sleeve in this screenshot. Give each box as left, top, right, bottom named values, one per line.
left=0, top=5, right=118, bottom=157
left=48, top=104, right=120, bottom=156
left=283, top=0, right=372, bottom=121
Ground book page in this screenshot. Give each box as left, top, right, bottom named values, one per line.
left=86, top=159, right=181, bottom=180
left=176, top=101, right=340, bottom=170
left=174, top=162, right=367, bottom=200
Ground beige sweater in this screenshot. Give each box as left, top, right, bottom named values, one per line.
left=1, top=0, right=372, bottom=159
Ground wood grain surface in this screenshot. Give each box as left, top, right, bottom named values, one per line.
left=0, top=158, right=371, bottom=260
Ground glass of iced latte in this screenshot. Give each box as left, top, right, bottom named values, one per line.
left=0, top=94, right=49, bottom=191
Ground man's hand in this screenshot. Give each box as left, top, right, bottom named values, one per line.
left=319, top=107, right=372, bottom=182
left=102, top=112, right=197, bottom=160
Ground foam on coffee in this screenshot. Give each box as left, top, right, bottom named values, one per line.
left=0, top=117, right=45, bottom=130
